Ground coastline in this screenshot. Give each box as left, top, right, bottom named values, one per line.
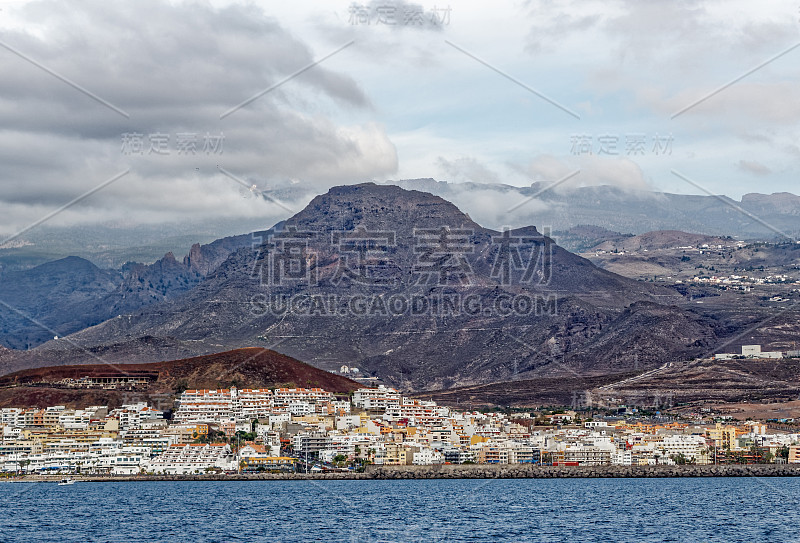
left=7, top=464, right=800, bottom=482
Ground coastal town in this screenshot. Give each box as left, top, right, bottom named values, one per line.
left=2, top=382, right=800, bottom=477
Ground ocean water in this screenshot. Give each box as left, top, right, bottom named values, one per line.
left=1, top=478, right=799, bottom=542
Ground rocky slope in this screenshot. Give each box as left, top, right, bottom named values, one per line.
left=420, top=357, right=800, bottom=408
left=589, top=230, right=733, bottom=252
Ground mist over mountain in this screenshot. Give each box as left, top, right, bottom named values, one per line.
left=3, top=180, right=799, bottom=274
left=2, top=180, right=797, bottom=274
left=388, top=179, right=800, bottom=241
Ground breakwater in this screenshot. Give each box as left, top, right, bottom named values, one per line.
left=9, top=463, right=800, bottom=482
left=365, top=463, right=800, bottom=479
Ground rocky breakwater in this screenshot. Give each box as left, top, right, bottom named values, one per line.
left=365, top=464, right=800, bottom=479
left=16, top=464, right=800, bottom=482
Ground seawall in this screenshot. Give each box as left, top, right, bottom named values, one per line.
left=9, top=464, right=800, bottom=482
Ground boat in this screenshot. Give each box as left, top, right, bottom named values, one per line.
left=57, top=478, right=75, bottom=486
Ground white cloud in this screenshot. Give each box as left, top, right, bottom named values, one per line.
left=2, top=0, right=800, bottom=241
left=524, top=154, right=651, bottom=192
left=436, top=156, right=502, bottom=184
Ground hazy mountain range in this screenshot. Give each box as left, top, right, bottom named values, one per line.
left=390, top=179, right=800, bottom=243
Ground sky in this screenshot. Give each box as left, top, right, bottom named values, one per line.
left=0, top=0, right=799, bottom=237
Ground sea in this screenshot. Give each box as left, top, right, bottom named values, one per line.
left=1, top=478, right=799, bottom=542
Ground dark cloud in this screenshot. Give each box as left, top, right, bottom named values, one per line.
left=737, top=159, right=772, bottom=176
left=0, top=0, right=397, bottom=236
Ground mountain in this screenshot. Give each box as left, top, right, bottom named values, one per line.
left=576, top=228, right=800, bottom=282
left=0, top=234, right=255, bottom=349
left=12, top=183, right=718, bottom=391
left=0, top=335, right=224, bottom=377
left=592, top=357, right=800, bottom=406
left=741, top=192, right=800, bottom=216
left=0, top=347, right=360, bottom=408
left=0, top=218, right=292, bottom=274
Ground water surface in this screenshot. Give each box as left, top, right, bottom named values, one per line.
left=1, top=478, right=798, bottom=542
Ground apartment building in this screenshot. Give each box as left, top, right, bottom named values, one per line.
left=273, top=388, right=334, bottom=406
left=174, top=389, right=235, bottom=424
left=174, top=387, right=275, bottom=424
left=352, top=385, right=401, bottom=411
left=563, top=446, right=612, bottom=466
left=237, top=389, right=274, bottom=420
left=384, top=443, right=419, bottom=465
left=292, top=432, right=331, bottom=457
left=706, top=423, right=744, bottom=450
left=659, top=435, right=709, bottom=464
left=147, top=443, right=233, bottom=474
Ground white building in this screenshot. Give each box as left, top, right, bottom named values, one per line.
left=760, top=351, right=783, bottom=359
left=288, top=401, right=314, bottom=416
left=742, top=345, right=761, bottom=357
left=173, top=387, right=273, bottom=424
left=273, top=388, right=333, bottom=406
left=658, top=435, right=709, bottom=464
left=352, top=386, right=401, bottom=411
left=147, top=443, right=233, bottom=475
left=413, top=447, right=443, bottom=465
left=0, top=409, right=24, bottom=428
left=94, top=444, right=150, bottom=475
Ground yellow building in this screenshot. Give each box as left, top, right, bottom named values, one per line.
left=470, top=435, right=489, bottom=446
left=240, top=455, right=297, bottom=472
left=384, top=443, right=418, bottom=465
left=706, top=423, right=742, bottom=450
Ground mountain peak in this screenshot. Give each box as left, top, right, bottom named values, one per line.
left=286, top=183, right=481, bottom=235
left=38, top=256, right=98, bottom=272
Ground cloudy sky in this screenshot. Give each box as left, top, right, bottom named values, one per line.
left=1, top=0, right=799, bottom=237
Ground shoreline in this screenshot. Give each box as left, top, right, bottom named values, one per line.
left=7, top=464, right=800, bottom=482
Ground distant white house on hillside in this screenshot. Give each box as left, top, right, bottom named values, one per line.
left=715, top=344, right=783, bottom=360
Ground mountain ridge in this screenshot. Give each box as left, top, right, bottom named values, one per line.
left=0, top=233, right=256, bottom=349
